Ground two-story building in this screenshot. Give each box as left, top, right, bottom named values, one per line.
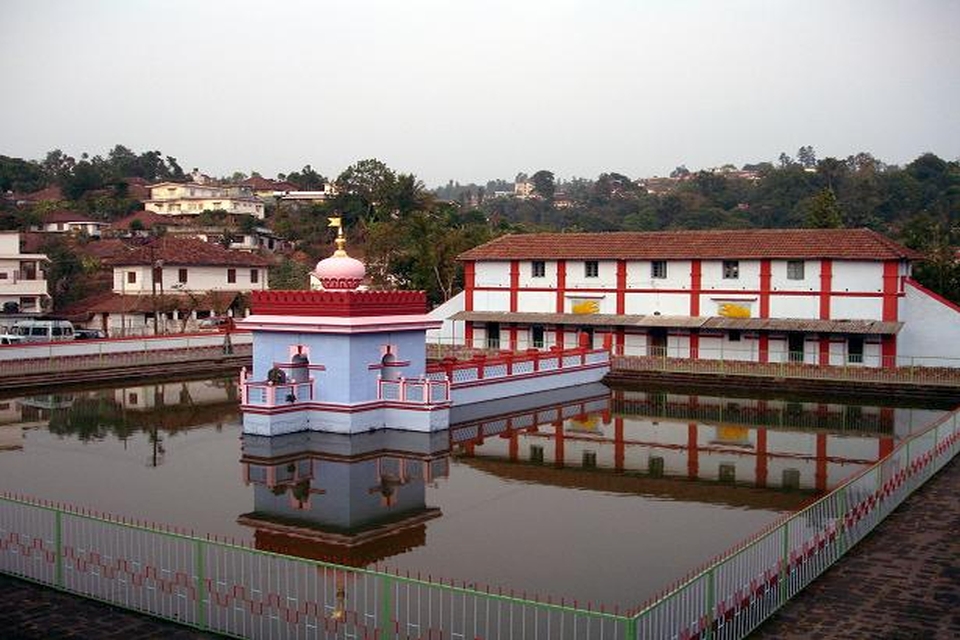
left=144, top=182, right=265, bottom=219
left=75, top=236, right=271, bottom=335
left=0, top=232, right=49, bottom=314
left=30, top=210, right=108, bottom=237
left=452, top=229, right=960, bottom=367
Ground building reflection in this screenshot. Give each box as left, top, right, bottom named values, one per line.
left=238, top=430, right=449, bottom=567
left=6, top=378, right=239, bottom=447
left=235, top=384, right=950, bottom=565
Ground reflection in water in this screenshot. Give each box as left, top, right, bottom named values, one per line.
left=0, top=378, right=949, bottom=607
left=239, top=430, right=449, bottom=567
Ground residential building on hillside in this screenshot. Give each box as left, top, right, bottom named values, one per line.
left=68, top=236, right=270, bottom=336
left=144, top=182, right=265, bottom=219
left=30, top=210, right=108, bottom=237
left=0, top=232, right=49, bottom=315
left=450, top=229, right=960, bottom=367
left=109, top=211, right=288, bottom=252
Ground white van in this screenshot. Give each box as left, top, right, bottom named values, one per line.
left=12, top=319, right=76, bottom=343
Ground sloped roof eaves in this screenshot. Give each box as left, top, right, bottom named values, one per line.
left=458, top=230, right=921, bottom=262
left=107, top=238, right=272, bottom=267
left=450, top=311, right=902, bottom=335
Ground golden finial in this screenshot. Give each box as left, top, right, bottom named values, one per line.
left=328, top=216, right=347, bottom=256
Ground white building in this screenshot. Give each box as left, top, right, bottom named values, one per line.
left=30, top=210, right=108, bottom=237
left=0, top=232, right=49, bottom=314
left=144, top=182, right=265, bottom=219
left=78, top=236, right=271, bottom=335
left=454, top=229, right=960, bottom=367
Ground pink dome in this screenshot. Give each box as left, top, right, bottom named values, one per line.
left=314, top=253, right=366, bottom=290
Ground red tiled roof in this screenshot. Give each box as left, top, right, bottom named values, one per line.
left=110, top=209, right=187, bottom=230
left=40, top=209, right=99, bottom=224
left=105, top=236, right=271, bottom=267
left=75, top=238, right=134, bottom=261
left=62, top=291, right=239, bottom=315
left=458, top=229, right=921, bottom=261
left=17, top=185, right=65, bottom=203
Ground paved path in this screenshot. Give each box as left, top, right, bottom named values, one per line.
left=751, top=455, right=960, bottom=639
left=2, top=458, right=958, bottom=639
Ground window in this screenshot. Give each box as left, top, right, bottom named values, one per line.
left=651, top=260, right=667, bottom=279
left=531, top=325, right=545, bottom=349
left=787, top=260, right=805, bottom=280
left=584, top=260, right=599, bottom=278
left=127, top=271, right=137, bottom=284
left=530, top=445, right=545, bottom=464
left=531, top=260, right=545, bottom=278
left=227, top=268, right=237, bottom=284
left=178, top=268, right=188, bottom=283
left=0, top=273, right=7, bottom=280
left=848, top=336, right=864, bottom=364
left=722, top=260, right=739, bottom=279
left=729, top=330, right=741, bottom=342
left=250, top=269, right=259, bottom=284
left=582, top=451, right=597, bottom=468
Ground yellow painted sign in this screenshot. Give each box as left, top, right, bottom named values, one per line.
left=718, top=302, right=751, bottom=318
left=717, top=426, right=749, bottom=442
left=571, top=299, right=600, bottom=314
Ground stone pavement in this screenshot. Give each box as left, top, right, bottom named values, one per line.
left=751, top=455, right=960, bottom=639
left=1, top=458, right=958, bottom=639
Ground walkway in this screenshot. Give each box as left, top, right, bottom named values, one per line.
left=1, top=458, right=958, bottom=639
left=751, top=455, right=960, bottom=639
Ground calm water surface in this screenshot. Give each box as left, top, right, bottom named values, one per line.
left=0, top=378, right=946, bottom=608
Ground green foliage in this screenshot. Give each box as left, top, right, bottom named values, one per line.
left=0, top=155, right=48, bottom=192
left=802, top=188, right=844, bottom=228
left=269, top=258, right=311, bottom=290
left=530, top=170, right=555, bottom=200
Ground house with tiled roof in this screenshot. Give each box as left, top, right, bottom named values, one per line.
left=448, top=228, right=960, bottom=367
left=144, top=181, right=265, bottom=219
left=72, top=236, right=271, bottom=335
left=30, top=209, right=108, bottom=237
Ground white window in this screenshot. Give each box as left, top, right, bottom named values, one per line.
left=651, top=260, right=667, bottom=279
left=585, top=261, right=599, bottom=278
left=787, top=260, right=805, bottom=280
left=723, top=260, right=739, bottom=279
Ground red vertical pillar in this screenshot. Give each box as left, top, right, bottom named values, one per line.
left=756, top=428, right=768, bottom=488
left=509, top=431, right=519, bottom=462
left=882, top=260, right=899, bottom=321
left=815, top=432, right=828, bottom=492
left=759, top=259, right=771, bottom=318
left=616, top=260, right=627, bottom=315
left=509, top=260, right=519, bottom=313
left=819, top=259, right=832, bottom=320
left=554, top=421, right=565, bottom=468
left=464, top=260, right=476, bottom=348
left=687, top=422, right=699, bottom=479
left=878, top=437, right=894, bottom=461
left=556, top=260, right=566, bottom=313
left=690, top=259, right=702, bottom=316
left=881, top=335, right=897, bottom=370
left=690, top=331, right=700, bottom=360
left=819, top=336, right=830, bottom=366
left=509, top=326, right=518, bottom=351
left=759, top=333, right=769, bottom=364
left=614, top=417, right=625, bottom=473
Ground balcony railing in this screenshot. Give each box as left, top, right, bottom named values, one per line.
left=240, top=368, right=314, bottom=407
left=378, top=377, right=451, bottom=404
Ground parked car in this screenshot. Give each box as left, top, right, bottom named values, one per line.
left=75, top=328, right=107, bottom=340
left=199, top=316, right=231, bottom=329
left=0, top=334, right=23, bottom=345
left=11, top=319, right=75, bottom=342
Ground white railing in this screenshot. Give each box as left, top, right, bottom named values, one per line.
left=241, top=374, right=314, bottom=407
left=378, top=377, right=451, bottom=404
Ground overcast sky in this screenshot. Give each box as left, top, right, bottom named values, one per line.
left=2, top=0, right=958, bottom=187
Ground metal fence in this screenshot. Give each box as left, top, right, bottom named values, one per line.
left=613, top=351, right=960, bottom=387
left=2, top=406, right=959, bottom=639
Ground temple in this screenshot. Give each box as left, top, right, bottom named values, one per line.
left=238, top=222, right=610, bottom=435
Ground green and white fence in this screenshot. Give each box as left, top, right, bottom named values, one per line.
left=2, top=406, right=959, bottom=639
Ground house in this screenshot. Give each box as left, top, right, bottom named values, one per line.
left=30, top=209, right=108, bottom=237
left=238, top=175, right=298, bottom=199
left=452, top=229, right=960, bottom=368
left=0, top=232, right=49, bottom=314
left=109, top=210, right=287, bottom=252
left=74, top=236, right=271, bottom=335
left=144, top=182, right=265, bottom=219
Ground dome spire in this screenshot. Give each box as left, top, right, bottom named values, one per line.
left=329, top=216, right=348, bottom=257
left=313, top=216, right=365, bottom=290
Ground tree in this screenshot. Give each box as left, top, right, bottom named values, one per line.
left=530, top=170, right=556, bottom=200
left=334, top=159, right=397, bottom=224
left=797, top=145, right=817, bottom=169
left=669, top=165, right=690, bottom=179
left=0, top=155, right=47, bottom=193
left=803, top=188, right=843, bottom=228
left=285, top=164, right=326, bottom=190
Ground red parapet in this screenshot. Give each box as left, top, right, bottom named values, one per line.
left=252, top=290, right=427, bottom=317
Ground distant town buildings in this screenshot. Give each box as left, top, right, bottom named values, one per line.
left=144, top=182, right=265, bottom=219
left=0, top=232, right=49, bottom=314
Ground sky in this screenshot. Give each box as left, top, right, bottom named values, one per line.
left=1, top=0, right=958, bottom=187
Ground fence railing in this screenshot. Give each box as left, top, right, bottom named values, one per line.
left=0, top=496, right=632, bottom=639
left=378, top=377, right=451, bottom=404
left=2, top=409, right=958, bottom=638
left=428, top=347, right=610, bottom=386
left=612, top=350, right=960, bottom=387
